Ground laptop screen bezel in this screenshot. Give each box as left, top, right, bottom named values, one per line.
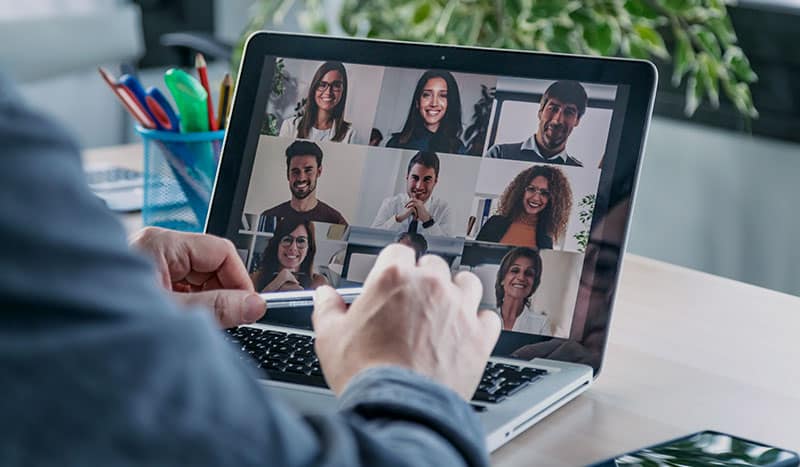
left=206, top=31, right=657, bottom=378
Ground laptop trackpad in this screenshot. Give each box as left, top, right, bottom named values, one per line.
left=263, top=382, right=338, bottom=415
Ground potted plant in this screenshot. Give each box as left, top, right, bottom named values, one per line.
left=239, top=0, right=758, bottom=120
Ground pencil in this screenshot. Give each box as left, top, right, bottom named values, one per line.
left=194, top=53, right=218, bottom=131
left=217, top=73, right=233, bottom=130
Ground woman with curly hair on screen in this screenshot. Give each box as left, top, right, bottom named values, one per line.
left=476, top=165, right=572, bottom=249
left=279, top=61, right=355, bottom=143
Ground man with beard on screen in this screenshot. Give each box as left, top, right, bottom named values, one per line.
left=486, top=80, right=587, bottom=167
left=260, top=140, right=348, bottom=225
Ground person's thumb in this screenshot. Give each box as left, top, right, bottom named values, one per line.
left=173, top=290, right=266, bottom=329
left=312, top=285, right=346, bottom=330
left=476, top=309, right=502, bottom=356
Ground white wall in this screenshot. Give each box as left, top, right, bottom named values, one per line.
left=628, top=116, right=800, bottom=296
left=267, top=59, right=384, bottom=145
left=372, top=68, right=497, bottom=152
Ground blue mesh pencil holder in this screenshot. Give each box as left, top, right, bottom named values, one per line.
left=135, top=127, right=225, bottom=232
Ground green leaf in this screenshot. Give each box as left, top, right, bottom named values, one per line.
left=531, top=0, right=569, bottom=18
left=634, top=24, right=668, bottom=59
left=412, top=2, right=432, bottom=24
left=698, top=52, right=720, bottom=107
left=707, top=16, right=737, bottom=46
left=725, top=46, right=758, bottom=83
left=671, top=29, right=695, bottom=86
left=663, top=0, right=697, bottom=12
left=582, top=18, right=616, bottom=56
left=624, top=0, right=660, bottom=20
left=549, top=25, right=575, bottom=53
left=684, top=70, right=704, bottom=116
left=692, top=25, right=722, bottom=60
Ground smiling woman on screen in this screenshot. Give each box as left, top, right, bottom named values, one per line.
left=495, top=247, right=550, bottom=334
left=477, top=165, right=572, bottom=250
left=251, top=218, right=328, bottom=293
left=280, top=61, right=355, bottom=143
left=386, top=70, right=466, bottom=155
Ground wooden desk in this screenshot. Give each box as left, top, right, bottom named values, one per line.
left=493, top=256, right=800, bottom=465
left=83, top=144, right=800, bottom=465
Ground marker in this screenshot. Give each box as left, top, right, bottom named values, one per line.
left=164, top=68, right=209, bottom=133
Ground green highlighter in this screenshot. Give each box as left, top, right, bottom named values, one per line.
left=163, top=68, right=216, bottom=191
left=164, top=68, right=209, bottom=133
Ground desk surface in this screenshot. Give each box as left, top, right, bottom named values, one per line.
left=84, top=144, right=800, bottom=466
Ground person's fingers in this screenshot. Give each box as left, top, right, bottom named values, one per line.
left=185, top=270, right=214, bottom=287
left=129, top=227, right=175, bottom=290
left=173, top=290, right=265, bottom=328
left=362, top=244, right=415, bottom=289
left=177, top=234, right=254, bottom=292
left=476, top=309, right=502, bottom=354
left=453, top=271, right=484, bottom=313
left=417, top=254, right=452, bottom=284
left=312, top=285, right=347, bottom=331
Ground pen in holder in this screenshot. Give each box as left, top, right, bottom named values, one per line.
left=135, top=126, right=225, bottom=232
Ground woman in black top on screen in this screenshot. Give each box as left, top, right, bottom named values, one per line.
left=386, top=70, right=467, bottom=155
left=476, top=165, right=573, bottom=250
left=250, top=218, right=328, bottom=293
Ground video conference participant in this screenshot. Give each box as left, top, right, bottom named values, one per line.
left=251, top=218, right=328, bottom=292
left=371, top=151, right=453, bottom=236
left=260, top=140, right=348, bottom=225
left=396, top=231, right=428, bottom=261
left=386, top=70, right=467, bottom=155
left=486, top=80, right=587, bottom=166
left=495, top=247, right=551, bottom=334
left=279, top=61, right=356, bottom=143
left=476, top=165, right=572, bottom=249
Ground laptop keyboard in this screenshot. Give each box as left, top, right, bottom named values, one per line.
left=225, top=326, right=548, bottom=407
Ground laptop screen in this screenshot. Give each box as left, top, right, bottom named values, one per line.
left=209, top=34, right=655, bottom=374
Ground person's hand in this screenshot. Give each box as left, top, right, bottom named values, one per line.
left=264, top=269, right=302, bottom=292
left=394, top=207, right=415, bottom=223
left=405, top=199, right=431, bottom=223
left=312, top=244, right=501, bottom=399
left=130, top=227, right=266, bottom=328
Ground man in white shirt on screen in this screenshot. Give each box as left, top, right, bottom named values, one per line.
left=371, top=151, right=453, bottom=237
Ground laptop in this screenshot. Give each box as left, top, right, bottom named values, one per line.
left=206, top=31, right=656, bottom=451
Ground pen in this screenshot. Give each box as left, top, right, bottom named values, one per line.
left=194, top=53, right=218, bottom=131
left=97, top=67, right=155, bottom=129
left=118, top=73, right=162, bottom=129
left=217, top=73, right=233, bottom=130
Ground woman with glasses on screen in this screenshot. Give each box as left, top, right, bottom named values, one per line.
left=251, top=218, right=328, bottom=293
left=279, top=61, right=355, bottom=143
left=386, top=70, right=466, bottom=154
left=494, top=247, right=551, bottom=333
left=476, top=165, right=572, bottom=249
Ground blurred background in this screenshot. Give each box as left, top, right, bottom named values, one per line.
left=1, top=0, right=798, bottom=296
